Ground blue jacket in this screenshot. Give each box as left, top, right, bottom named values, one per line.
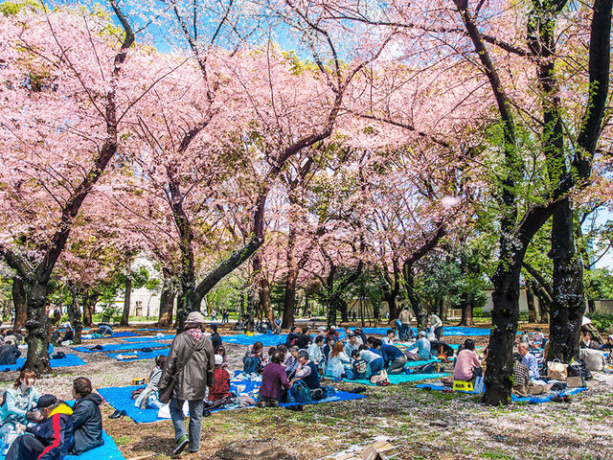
left=380, top=344, right=404, bottom=366
left=27, top=406, right=74, bottom=460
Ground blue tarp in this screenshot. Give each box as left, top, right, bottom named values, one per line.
left=0, top=431, right=124, bottom=460
left=83, top=332, right=140, bottom=340
left=1, top=354, right=86, bottom=372
left=353, top=373, right=450, bottom=386
left=122, top=335, right=176, bottom=343
left=222, top=334, right=288, bottom=347
left=98, top=376, right=365, bottom=424
left=415, top=383, right=589, bottom=403
left=107, top=348, right=170, bottom=361
left=72, top=342, right=170, bottom=353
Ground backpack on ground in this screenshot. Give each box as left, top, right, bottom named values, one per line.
left=290, top=380, right=312, bottom=404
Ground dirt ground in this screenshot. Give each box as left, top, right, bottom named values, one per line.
left=1, top=322, right=612, bottom=460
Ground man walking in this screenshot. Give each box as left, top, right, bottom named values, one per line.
left=159, top=312, right=215, bottom=456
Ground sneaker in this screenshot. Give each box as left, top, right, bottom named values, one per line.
left=269, top=400, right=279, bottom=408
left=257, top=400, right=267, bottom=408
left=174, top=435, right=189, bottom=456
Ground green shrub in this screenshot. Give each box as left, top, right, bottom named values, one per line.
left=587, top=313, right=613, bottom=333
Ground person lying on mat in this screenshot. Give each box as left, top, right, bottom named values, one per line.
left=0, top=369, right=40, bottom=435
left=405, top=331, right=431, bottom=361
left=69, top=377, right=103, bottom=455
left=5, top=394, right=73, bottom=460
left=453, top=339, right=482, bottom=381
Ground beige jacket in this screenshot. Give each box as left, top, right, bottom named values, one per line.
left=159, top=331, right=215, bottom=401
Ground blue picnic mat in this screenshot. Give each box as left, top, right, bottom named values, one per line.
left=122, top=335, right=176, bottom=343
left=73, top=342, right=170, bottom=353
left=341, top=326, right=492, bottom=337
left=83, top=332, right=140, bottom=340
left=1, top=354, right=86, bottom=372
left=415, top=383, right=588, bottom=403
left=0, top=431, right=123, bottom=460
left=98, top=375, right=364, bottom=424
left=223, top=334, right=288, bottom=347
left=107, top=348, right=170, bottom=361
left=353, top=373, right=450, bottom=386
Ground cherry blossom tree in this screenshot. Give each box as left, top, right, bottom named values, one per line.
left=0, top=1, right=177, bottom=371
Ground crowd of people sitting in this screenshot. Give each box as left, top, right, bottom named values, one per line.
left=0, top=371, right=103, bottom=459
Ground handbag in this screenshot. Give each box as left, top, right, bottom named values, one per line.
left=547, top=359, right=568, bottom=380
left=369, top=369, right=390, bottom=386
left=158, top=345, right=198, bottom=404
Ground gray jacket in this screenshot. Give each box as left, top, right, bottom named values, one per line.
left=159, top=331, right=215, bottom=401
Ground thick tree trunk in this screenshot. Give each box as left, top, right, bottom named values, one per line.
left=548, top=199, right=586, bottom=362
left=158, top=270, right=176, bottom=327
left=12, top=276, right=27, bottom=331
left=120, top=274, right=132, bottom=326
left=484, top=258, right=522, bottom=405
left=24, top=281, right=51, bottom=373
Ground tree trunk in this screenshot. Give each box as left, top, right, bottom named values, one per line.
left=548, top=199, right=586, bottom=362
left=282, top=219, right=299, bottom=327
left=158, top=270, right=176, bottom=327
left=404, top=263, right=426, bottom=330
left=458, top=290, right=475, bottom=326
left=24, top=280, right=51, bottom=373
left=484, top=257, right=523, bottom=406
left=120, top=274, right=132, bottom=326
left=68, top=284, right=84, bottom=344
left=283, top=268, right=298, bottom=328
left=12, top=276, right=27, bottom=331
left=526, top=279, right=538, bottom=323
left=82, top=291, right=97, bottom=327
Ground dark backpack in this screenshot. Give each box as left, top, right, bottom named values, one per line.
left=310, top=388, right=325, bottom=400
left=412, top=362, right=438, bottom=374
left=290, top=380, right=312, bottom=404
left=51, top=351, right=66, bottom=360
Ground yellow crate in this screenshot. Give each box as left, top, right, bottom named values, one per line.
left=131, top=377, right=149, bottom=385
left=453, top=380, right=474, bottom=392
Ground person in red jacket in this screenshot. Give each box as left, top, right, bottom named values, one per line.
left=207, top=355, right=231, bottom=402
left=5, top=394, right=74, bottom=460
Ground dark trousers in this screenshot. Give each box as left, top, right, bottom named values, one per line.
left=6, top=434, right=45, bottom=460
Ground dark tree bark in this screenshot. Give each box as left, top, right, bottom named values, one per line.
left=158, top=268, right=176, bottom=327
left=120, top=273, right=132, bottom=326
left=382, top=259, right=401, bottom=321
left=67, top=283, right=84, bottom=344
left=82, top=291, right=98, bottom=328
left=548, top=199, right=586, bottom=362
left=12, top=276, right=27, bottom=331
left=525, top=279, right=538, bottom=323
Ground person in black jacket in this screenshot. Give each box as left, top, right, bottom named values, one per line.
left=69, top=377, right=103, bottom=455
left=285, top=326, right=300, bottom=347
left=295, top=327, right=312, bottom=350
left=0, top=340, right=21, bottom=365
left=5, top=394, right=74, bottom=460
left=208, top=324, right=222, bottom=349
